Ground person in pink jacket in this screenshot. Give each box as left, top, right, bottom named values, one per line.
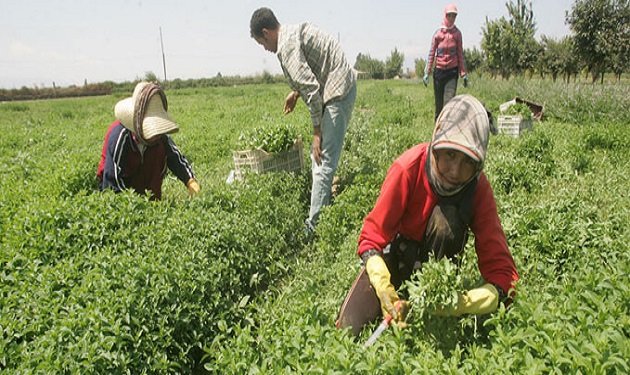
left=358, top=94, right=518, bottom=326
left=424, top=4, right=468, bottom=120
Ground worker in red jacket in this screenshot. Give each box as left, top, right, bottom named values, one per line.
left=358, top=94, right=518, bottom=325
left=96, top=82, right=200, bottom=200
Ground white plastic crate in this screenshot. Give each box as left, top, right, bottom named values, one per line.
left=232, top=137, right=304, bottom=180
left=498, top=115, right=533, bottom=137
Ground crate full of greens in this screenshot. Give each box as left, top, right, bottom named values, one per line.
left=233, top=124, right=304, bottom=179
left=498, top=102, right=534, bottom=138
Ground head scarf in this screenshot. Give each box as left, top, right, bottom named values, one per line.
left=441, top=4, right=458, bottom=29
left=426, top=94, right=495, bottom=197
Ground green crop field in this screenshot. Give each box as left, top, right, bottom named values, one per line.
left=1, top=77, right=628, bottom=374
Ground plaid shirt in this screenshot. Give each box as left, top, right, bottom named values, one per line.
left=277, top=23, right=356, bottom=127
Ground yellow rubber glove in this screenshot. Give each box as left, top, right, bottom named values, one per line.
left=186, top=178, right=201, bottom=198
left=365, top=255, right=409, bottom=327
left=435, top=283, right=499, bottom=317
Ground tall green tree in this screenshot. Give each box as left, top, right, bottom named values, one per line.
left=414, top=58, right=427, bottom=79
left=538, top=36, right=564, bottom=81
left=558, top=36, right=582, bottom=83
left=566, top=0, right=629, bottom=83
left=481, top=17, right=514, bottom=79
left=610, top=0, right=630, bottom=81
left=463, top=47, right=486, bottom=75
left=538, top=36, right=580, bottom=83
left=354, top=53, right=385, bottom=79
left=481, top=0, right=539, bottom=79
left=385, top=48, right=405, bottom=79
left=507, top=0, right=540, bottom=75
left=144, top=71, right=159, bottom=82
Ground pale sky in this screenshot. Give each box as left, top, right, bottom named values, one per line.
left=0, top=0, right=575, bottom=89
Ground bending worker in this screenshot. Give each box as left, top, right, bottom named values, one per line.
left=250, top=7, right=357, bottom=235
left=97, top=82, right=200, bottom=200
left=358, top=94, right=518, bottom=324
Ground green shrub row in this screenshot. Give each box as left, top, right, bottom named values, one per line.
left=200, top=80, right=629, bottom=373
left=1, top=78, right=628, bottom=373
left=1, top=171, right=309, bottom=372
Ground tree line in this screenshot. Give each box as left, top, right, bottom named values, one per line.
left=2, top=0, right=626, bottom=102
left=356, top=0, right=629, bottom=84
left=0, top=72, right=285, bottom=102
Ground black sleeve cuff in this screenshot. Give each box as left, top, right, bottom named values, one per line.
left=491, top=282, right=507, bottom=303
left=360, top=249, right=382, bottom=265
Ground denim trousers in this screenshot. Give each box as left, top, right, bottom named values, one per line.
left=433, top=69, right=459, bottom=120
left=306, top=84, right=357, bottom=230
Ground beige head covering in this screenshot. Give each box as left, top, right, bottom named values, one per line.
left=427, top=94, right=496, bottom=196
left=114, top=82, right=179, bottom=143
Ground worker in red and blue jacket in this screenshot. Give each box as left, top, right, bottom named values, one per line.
left=423, top=4, right=468, bottom=120
left=96, top=82, right=200, bottom=200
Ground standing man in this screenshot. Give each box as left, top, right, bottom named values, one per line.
left=250, top=7, right=357, bottom=235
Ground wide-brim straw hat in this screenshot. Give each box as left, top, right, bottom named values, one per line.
left=114, top=82, right=179, bottom=140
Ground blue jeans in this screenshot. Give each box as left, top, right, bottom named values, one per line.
left=306, top=84, right=357, bottom=230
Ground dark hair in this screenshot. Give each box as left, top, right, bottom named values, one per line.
left=250, top=7, right=279, bottom=38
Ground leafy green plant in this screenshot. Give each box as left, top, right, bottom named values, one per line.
left=503, top=102, right=532, bottom=119
left=237, top=124, right=299, bottom=153
left=0, top=103, right=29, bottom=112
left=1, top=79, right=628, bottom=374
left=404, top=257, right=464, bottom=317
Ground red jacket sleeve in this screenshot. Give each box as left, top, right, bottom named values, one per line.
left=357, top=144, right=438, bottom=256
left=470, top=173, right=518, bottom=295
left=425, top=31, right=439, bottom=75
left=358, top=161, right=412, bottom=256
left=96, top=121, right=120, bottom=181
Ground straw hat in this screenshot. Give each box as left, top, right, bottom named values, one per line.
left=114, top=82, right=179, bottom=141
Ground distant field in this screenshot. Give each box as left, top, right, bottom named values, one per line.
left=1, top=78, right=628, bottom=373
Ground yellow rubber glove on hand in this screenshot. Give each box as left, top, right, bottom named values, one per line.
left=435, top=283, right=499, bottom=317
left=365, top=255, right=410, bottom=327
left=186, top=179, right=201, bottom=198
